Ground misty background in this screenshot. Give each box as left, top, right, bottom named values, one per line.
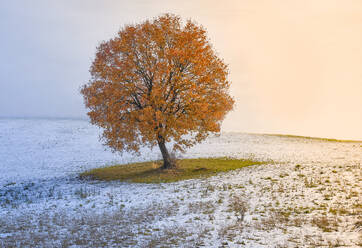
left=1, top=0, right=361, bottom=140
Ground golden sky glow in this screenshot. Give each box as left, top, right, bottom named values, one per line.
left=1, top=0, right=361, bottom=139
left=184, top=0, right=362, bottom=140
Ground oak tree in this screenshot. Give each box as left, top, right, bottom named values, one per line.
left=81, top=14, right=234, bottom=169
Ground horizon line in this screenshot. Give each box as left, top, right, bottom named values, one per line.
left=1, top=116, right=361, bottom=143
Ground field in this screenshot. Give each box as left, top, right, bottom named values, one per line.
left=0, top=118, right=361, bottom=247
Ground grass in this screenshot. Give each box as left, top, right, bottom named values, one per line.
left=80, top=157, right=265, bottom=183
left=261, top=133, right=362, bottom=143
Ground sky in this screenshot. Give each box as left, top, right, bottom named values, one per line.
left=1, top=0, right=362, bottom=140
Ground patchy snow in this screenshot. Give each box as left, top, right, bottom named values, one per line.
left=0, top=118, right=361, bottom=247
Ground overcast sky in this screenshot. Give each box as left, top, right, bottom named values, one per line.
left=1, top=0, right=362, bottom=140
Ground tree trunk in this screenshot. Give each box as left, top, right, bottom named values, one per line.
left=157, top=139, right=174, bottom=169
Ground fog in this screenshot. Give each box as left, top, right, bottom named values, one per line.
left=1, top=0, right=361, bottom=140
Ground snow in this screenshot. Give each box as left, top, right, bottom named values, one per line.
left=0, top=118, right=361, bottom=247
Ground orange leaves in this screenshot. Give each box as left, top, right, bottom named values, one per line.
left=81, top=13, right=234, bottom=155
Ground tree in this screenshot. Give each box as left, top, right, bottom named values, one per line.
left=81, top=14, right=234, bottom=169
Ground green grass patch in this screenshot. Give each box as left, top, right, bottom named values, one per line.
left=80, top=157, right=265, bottom=183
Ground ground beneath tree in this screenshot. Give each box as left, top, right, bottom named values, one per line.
left=0, top=118, right=361, bottom=247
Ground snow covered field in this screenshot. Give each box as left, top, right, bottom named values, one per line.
left=0, top=118, right=361, bottom=247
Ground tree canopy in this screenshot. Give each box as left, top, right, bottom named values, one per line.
left=81, top=14, right=234, bottom=168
